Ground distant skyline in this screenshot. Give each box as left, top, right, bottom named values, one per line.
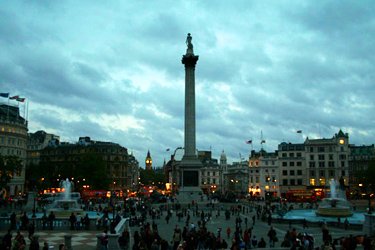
left=1, top=1, right=374, bottom=167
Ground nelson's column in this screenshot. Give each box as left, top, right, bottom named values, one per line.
left=179, top=33, right=203, bottom=191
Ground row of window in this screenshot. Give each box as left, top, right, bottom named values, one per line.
left=309, top=161, right=346, bottom=168
left=202, top=171, right=217, bottom=176
left=309, top=170, right=346, bottom=178
left=282, top=170, right=303, bottom=176
left=281, top=152, right=302, bottom=158
left=0, top=126, right=27, bottom=135
left=0, top=148, right=25, bottom=157
left=307, top=146, right=346, bottom=153
left=44, top=147, right=127, bottom=155
left=201, top=178, right=217, bottom=184
left=308, top=154, right=347, bottom=161
left=0, top=136, right=26, bottom=147
left=281, top=161, right=303, bottom=167
left=282, top=179, right=303, bottom=186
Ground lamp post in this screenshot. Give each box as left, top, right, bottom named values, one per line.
left=368, top=184, right=372, bottom=215
left=32, top=186, right=37, bottom=218
left=32, top=197, right=36, bottom=218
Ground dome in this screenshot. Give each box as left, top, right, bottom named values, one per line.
left=220, top=150, right=227, bottom=160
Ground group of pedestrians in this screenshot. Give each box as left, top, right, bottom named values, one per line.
left=126, top=199, right=292, bottom=250
left=0, top=229, right=66, bottom=250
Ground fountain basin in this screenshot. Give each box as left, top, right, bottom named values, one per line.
left=316, top=198, right=353, bottom=217
left=47, top=199, right=83, bottom=218
left=278, top=209, right=364, bottom=225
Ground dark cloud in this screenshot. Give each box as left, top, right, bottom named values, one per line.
left=1, top=1, right=374, bottom=166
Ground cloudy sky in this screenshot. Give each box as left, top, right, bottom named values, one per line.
left=1, top=1, right=374, bottom=167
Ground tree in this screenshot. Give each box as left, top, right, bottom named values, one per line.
left=0, top=155, right=22, bottom=191
left=75, top=152, right=110, bottom=190
left=139, top=168, right=166, bottom=189
left=354, top=159, right=375, bottom=193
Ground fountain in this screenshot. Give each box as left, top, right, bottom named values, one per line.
left=316, top=179, right=353, bottom=217
left=47, top=178, right=83, bottom=218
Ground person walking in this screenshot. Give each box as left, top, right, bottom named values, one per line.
left=29, top=236, right=40, bottom=250
left=172, top=227, right=182, bottom=250
left=2, top=229, right=12, bottom=250
left=267, top=226, right=277, bottom=248
left=118, top=230, right=130, bottom=250
left=226, top=227, right=231, bottom=239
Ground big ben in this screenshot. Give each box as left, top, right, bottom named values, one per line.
left=145, top=150, right=152, bottom=170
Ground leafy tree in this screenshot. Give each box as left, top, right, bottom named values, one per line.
left=75, top=152, right=110, bottom=190
left=0, top=155, right=22, bottom=190
left=139, top=168, right=166, bottom=189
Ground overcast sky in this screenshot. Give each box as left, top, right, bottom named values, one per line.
left=1, top=1, right=374, bottom=167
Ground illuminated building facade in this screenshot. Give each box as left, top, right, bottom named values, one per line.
left=249, top=149, right=279, bottom=199
left=0, top=104, right=28, bottom=196
left=305, top=130, right=350, bottom=190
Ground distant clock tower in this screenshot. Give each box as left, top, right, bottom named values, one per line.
left=145, top=150, right=152, bottom=170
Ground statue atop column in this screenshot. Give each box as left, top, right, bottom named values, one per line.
left=186, top=33, right=194, bottom=55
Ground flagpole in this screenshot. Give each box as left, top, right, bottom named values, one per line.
left=23, top=99, right=26, bottom=123
left=7, top=96, right=9, bottom=121
left=26, top=99, right=29, bottom=125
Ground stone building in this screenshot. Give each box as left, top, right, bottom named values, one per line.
left=27, top=130, right=60, bottom=167
left=249, top=149, right=279, bottom=200
left=199, top=151, right=220, bottom=194
left=277, top=143, right=306, bottom=197
left=39, top=136, right=134, bottom=192
left=348, top=144, right=375, bottom=192
left=224, top=160, right=249, bottom=195
left=0, top=104, right=28, bottom=195
left=305, top=130, right=350, bottom=191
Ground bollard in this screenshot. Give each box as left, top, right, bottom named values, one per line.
left=64, top=234, right=72, bottom=250
left=107, top=233, right=120, bottom=250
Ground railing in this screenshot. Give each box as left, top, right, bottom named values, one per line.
left=0, top=217, right=102, bottom=231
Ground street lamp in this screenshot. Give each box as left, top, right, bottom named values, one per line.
left=368, top=184, right=373, bottom=214
left=32, top=197, right=36, bottom=218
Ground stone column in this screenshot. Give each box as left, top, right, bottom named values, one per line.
left=182, top=53, right=199, bottom=160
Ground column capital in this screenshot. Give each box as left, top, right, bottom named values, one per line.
left=182, top=54, right=199, bottom=67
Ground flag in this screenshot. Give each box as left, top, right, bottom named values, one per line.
left=0, top=93, right=9, bottom=98
left=16, top=97, right=25, bottom=102
left=245, top=140, right=252, bottom=144
left=296, top=130, right=302, bottom=133
left=261, top=140, right=266, bottom=144
left=166, top=148, right=170, bottom=152
left=9, top=95, right=19, bottom=100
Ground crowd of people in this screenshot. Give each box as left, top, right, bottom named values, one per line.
left=1, top=196, right=375, bottom=249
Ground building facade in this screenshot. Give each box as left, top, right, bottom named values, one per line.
left=224, top=160, right=249, bottom=195
left=348, top=144, right=375, bottom=194
left=277, top=143, right=306, bottom=197
left=305, top=130, right=350, bottom=191
left=199, top=151, right=220, bottom=194
left=27, top=130, right=60, bottom=167
left=0, top=104, right=28, bottom=196
left=39, top=137, right=132, bottom=192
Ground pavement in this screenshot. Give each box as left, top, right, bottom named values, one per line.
left=0, top=201, right=368, bottom=249
left=127, top=201, right=366, bottom=249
